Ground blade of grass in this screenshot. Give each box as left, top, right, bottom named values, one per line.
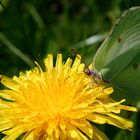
left=0, top=32, right=35, bottom=67
left=0, top=0, right=10, bottom=13
left=113, top=130, right=126, bottom=140
left=71, top=33, right=107, bottom=49
left=129, top=112, right=137, bottom=140
left=25, top=3, right=45, bottom=30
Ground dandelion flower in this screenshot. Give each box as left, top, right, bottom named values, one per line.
left=0, top=54, right=137, bottom=140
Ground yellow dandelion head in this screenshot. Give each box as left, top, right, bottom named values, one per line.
left=0, top=54, right=137, bottom=140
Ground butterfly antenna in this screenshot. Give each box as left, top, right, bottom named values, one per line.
left=69, top=48, right=82, bottom=61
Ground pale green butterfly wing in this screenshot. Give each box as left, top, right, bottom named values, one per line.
left=111, top=53, right=140, bottom=101
left=93, top=7, right=140, bottom=101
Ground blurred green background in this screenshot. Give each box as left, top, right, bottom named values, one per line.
left=0, top=0, right=140, bottom=140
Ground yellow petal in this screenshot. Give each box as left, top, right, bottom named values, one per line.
left=92, top=125, right=109, bottom=140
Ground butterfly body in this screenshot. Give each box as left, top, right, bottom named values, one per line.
left=84, top=67, right=103, bottom=84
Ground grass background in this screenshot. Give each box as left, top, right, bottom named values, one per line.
left=0, top=0, right=140, bottom=139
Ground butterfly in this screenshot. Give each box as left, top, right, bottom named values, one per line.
left=91, top=6, right=140, bottom=102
